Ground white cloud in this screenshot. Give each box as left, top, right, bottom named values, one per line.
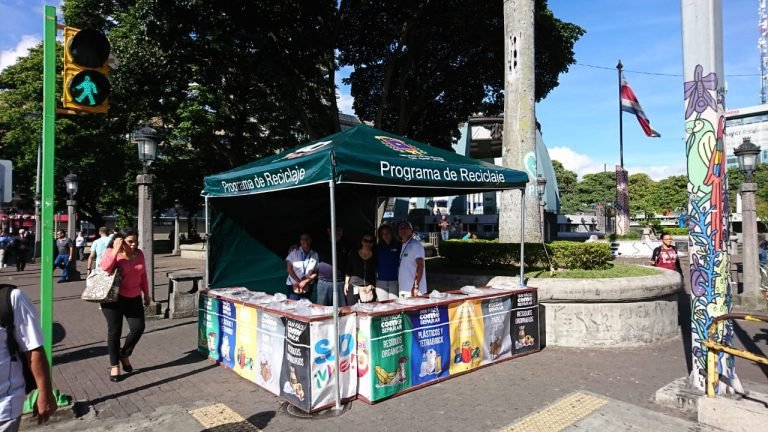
left=0, top=34, right=40, bottom=72
left=549, top=146, right=686, bottom=181
left=336, top=90, right=355, bottom=115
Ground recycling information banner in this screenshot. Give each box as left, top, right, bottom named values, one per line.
left=219, top=300, right=237, bottom=370
left=280, top=317, right=312, bottom=412
left=407, top=305, right=450, bottom=386
left=448, top=300, right=485, bottom=374
left=233, top=304, right=258, bottom=382
left=198, top=295, right=220, bottom=361
left=310, top=315, right=358, bottom=408
left=481, top=296, right=512, bottom=364
left=368, top=312, right=412, bottom=401
left=256, top=311, right=285, bottom=395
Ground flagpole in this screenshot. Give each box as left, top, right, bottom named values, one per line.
left=617, top=59, right=624, bottom=168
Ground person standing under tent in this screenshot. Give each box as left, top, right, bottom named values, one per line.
left=397, top=221, right=426, bottom=297
left=375, top=224, right=400, bottom=301
left=316, top=226, right=348, bottom=306
left=285, top=233, right=319, bottom=301
left=344, top=233, right=377, bottom=305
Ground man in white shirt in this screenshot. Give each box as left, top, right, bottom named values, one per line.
left=0, top=284, right=56, bottom=430
left=397, top=221, right=426, bottom=297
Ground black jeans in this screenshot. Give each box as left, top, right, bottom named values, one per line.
left=14, top=249, right=26, bottom=271
left=101, top=295, right=146, bottom=366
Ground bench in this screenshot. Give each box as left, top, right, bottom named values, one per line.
left=166, top=270, right=203, bottom=319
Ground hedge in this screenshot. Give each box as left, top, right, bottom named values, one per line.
left=609, top=231, right=641, bottom=241
left=662, top=228, right=688, bottom=236
left=439, top=240, right=612, bottom=270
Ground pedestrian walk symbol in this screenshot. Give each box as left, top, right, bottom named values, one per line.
left=67, top=71, right=109, bottom=107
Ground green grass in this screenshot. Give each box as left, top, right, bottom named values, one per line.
left=426, top=258, right=659, bottom=279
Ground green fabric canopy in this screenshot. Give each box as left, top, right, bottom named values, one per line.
left=203, top=124, right=529, bottom=197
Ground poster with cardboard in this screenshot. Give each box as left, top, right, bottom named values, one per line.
left=198, top=295, right=220, bottom=361
left=256, top=311, right=285, bottom=395
left=407, top=305, right=450, bottom=386
left=310, top=315, right=358, bottom=408
left=481, top=296, right=512, bottom=364
left=512, top=306, right=539, bottom=354
left=369, top=312, right=412, bottom=401
left=356, top=316, right=373, bottom=400
left=219, top=300, right=237, bottom=369
left=233, top=304, right=258, bottom=382
left=280, top=318, right=312, bottom=412
left=448, top=300, right=485, bottom=375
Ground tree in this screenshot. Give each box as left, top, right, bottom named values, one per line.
left=628, top=173, right=656, bottom=219
left=652, top=175, right=687, bottom=214
left=552, top=160, right=580, bottom=214
left=338, top=0, right=584, bottom=149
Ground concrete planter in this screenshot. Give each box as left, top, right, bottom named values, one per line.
left=489, top=268, right=683, bottom=348
left=180, top=243, right=206, bottom=260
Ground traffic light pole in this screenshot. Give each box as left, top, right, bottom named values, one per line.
left=41, top=4, right=56, bottom=367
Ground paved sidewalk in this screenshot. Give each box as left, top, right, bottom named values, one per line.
left=1, top=254, right=766, bottom=431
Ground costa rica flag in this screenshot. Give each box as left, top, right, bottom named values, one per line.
left=620, top=73, right=661, bottom=138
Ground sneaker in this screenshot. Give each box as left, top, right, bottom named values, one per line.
left=57, top=279, right=67, bottom=284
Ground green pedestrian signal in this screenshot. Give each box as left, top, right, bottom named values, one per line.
left=62, top=27, right=111, bottom=113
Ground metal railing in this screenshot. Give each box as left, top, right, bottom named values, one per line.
left=704, top=312, right=768, bottom=397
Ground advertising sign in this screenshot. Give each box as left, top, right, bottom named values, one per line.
left=198, top=295, right=220, bottom=361
left=448, top=300, right=485, bottom=374
left=512, top=306, right=539, bottom=355
left=310, top=315, right=357, bottom=408
left=369, top=313, right=412, bottom=400
left=233, top=304, right=258, bottom=382
left=257, top=311, right=285, bottom=395
left=481, top=295, right=512, bottom=364
left=407, top=305, right=450, bottom=386
left=280, top=318, right=312, bottom=411
left=219, top=300, right=237, bottom=369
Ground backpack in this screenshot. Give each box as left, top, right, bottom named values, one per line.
left=0, top=285, right=37, bottom=394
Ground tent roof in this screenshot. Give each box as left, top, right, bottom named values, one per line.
left=203, top=124, right=529, bottom=198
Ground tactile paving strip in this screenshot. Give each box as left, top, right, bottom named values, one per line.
left=188, top=403, right=262, bottom=431
left=500, top=392, right=608, bottom=432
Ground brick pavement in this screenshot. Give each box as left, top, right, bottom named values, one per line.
left=0, top=254, right=766, bottom=431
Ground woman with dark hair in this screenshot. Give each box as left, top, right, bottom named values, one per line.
left=375, top=224, right=400, bottom=301
left=344, top=233, right=377, bottom=305
left=100, top=230, right=150, bottom=382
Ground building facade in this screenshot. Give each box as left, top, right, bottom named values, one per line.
left=724, top=104, right=768, bottom=167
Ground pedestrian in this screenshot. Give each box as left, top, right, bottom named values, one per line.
left=99, top=230, right=150, bottom=382
left=315, top=226, right=348, bottom=306
left=438, top=215, right=450, bottom=241
left=75, top=232, right=86, bottom=261
left=0, top=231, right=8, bottom=269
left=285, top=233, right=318, bottom=301
left=397, top=221, right=427, bottom=297
left=13, top=230, right=29, bottom=272
left=86, top=227, right=110, bottom=276
left=650, top=233, right=682, bottom=274
left=0, top=284, right=57, bottom=429
left=344, top=233, right=377, bottom=305
left=53, top=230, right=74, bottom=283
left=375, top=224, right=400, bottom=301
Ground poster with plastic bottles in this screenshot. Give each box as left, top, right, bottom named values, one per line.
left=233, top=304, right=258, bottom=382
left=448, top=300, right=485, bottom=374
left=407, top=305, right=450, bottom=386
left=219, top=300, right=237, bottom=369
left=310, top=314, right=358, bottom=409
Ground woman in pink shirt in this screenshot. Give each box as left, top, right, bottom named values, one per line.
left=100, top=230, right=150, bottom=382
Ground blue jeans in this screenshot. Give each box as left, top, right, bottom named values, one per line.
left=316, top=279, right=346, bottom=307
left=286, top=285, right=310, bottom=301
left=54, top=253, right=70, bottom=281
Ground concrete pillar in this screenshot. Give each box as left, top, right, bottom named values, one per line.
left=137, top=174, right=154, bottom=301
left=740, top=182, right=761, bottom=305
left=172, top=215, right=181, bottom=255
left=681, top=0, right=739, bottom=394
left=66, top=199, right=76, bottom=240
left=499, top=0, right=540, bottom=243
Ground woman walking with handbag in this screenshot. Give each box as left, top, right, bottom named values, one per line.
left=99, top=231, right=150, bottom=382
left=344, top=233, right=377, bottom=305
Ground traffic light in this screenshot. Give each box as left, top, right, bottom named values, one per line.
left=62, top=27, right=110, bottom=113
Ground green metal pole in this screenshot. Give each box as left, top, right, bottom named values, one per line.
left=41, top=4, right=56, bottom=367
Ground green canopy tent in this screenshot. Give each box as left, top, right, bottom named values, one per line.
left=201, top=124, right=529, bottom=410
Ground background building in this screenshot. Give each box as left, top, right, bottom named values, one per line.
left=724, top=104, right=768, bottom=167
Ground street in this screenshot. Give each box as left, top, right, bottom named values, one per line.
left=0, top=254, right=765, bottom=431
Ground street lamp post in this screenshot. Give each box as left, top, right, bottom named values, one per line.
left=133, top=126, right=158, bottom=303
left=32, top=194, right=41, bottom=261
left=172, top=199, right=181, bottom=255
left=734, top=137, right=762, bottom=306
left=64, top=172, right=78, bottom=278
left=536, top=174, right=547, bottom=242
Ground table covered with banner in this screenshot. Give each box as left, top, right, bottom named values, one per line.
left=198, top=285, right=539, bottom=411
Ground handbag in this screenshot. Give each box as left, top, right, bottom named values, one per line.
left=82, top=266, right=121, bottom=303
left=358, top=284, right=375, bottom=303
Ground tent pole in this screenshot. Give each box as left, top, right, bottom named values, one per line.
left=328, top=180, right=342, bottom=411
left=519, top=189, right=526, bottom=287
left=205, top=196, right=210, bottom=288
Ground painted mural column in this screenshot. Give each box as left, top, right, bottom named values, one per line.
left=615, top=167, right=630, bottom=235
left=500, top=0, right=541, bottom=243
left=681, top=0, right=741, bottom=393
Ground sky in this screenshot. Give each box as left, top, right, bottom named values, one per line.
left=0, top=1, right=763, bottom=181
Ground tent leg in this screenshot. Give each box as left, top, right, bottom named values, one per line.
left=519, top=189, right=526, bottom=287
left=328, top=181, right=342, bottom=411
left=204, top=196, right=210, bottom=288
